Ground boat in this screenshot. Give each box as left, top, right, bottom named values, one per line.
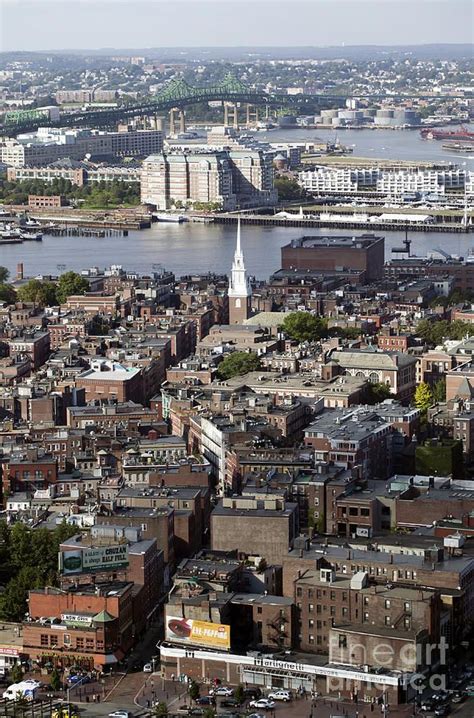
left=441, top=141, right=474, bottom=153
left=22, top=218, right=42, bottom=229
left=420, top=125, right=474, bottom=141
left=1, top=224, right=22, bottom=241
left=20, top=231, right=43, bottom=241
left=153, top=213, right=189, bottom=223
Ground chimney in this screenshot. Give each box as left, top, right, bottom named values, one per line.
left=17, top=263, right=24, bottom=281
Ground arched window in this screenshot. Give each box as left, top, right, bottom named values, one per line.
left=369, top=372, right=380, bottom=384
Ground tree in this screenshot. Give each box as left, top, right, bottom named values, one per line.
left=280, top=312, right=328, bottom=343
left=0, top=283, right=16, bottom=304
left=202, top=709, right=216, bottom=718
left=366, top=382, right=392, bottom=404
left=234, top=684, right=244, bottom=705
left=414, top=382, right=434, bottom=412
left=189, top=680, right=200, bottom=702
left=10, top=663, right=23, bottom=683
left=217, top=352, right=261, bottom=380
left=0, top=266, right=9, bottom=283
left=56, top=272, right=89, bottom=304
left=274, top=175, right=306, bottom=200
left=432, top=378, right=446, bottom=403
left=153, top=702, right=168, bottom=717
left=50, top=668, right=61, bottom=692
left=17, top=279, right=57, bottom=306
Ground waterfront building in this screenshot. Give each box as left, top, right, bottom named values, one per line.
left=281, top=234, right=385, bottom=282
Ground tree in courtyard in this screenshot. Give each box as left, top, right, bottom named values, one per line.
left=50, top=668, right=61, bottom=692
left=0, top=267, right=9, bottom=283
left=280, top=312, right=328, bottom=343
left=366, top=382, right=392, bottom=404
left=17, top=279, right=57, bottom=306
left=217, top=351, right=261, bottom=380
left=432, top=378, right=446, bottom=403
left=56, top=271, right=89, bottom=304
left=414, top=382, right=434, bottom=412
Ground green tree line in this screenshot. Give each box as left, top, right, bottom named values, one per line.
left=0, top=177, right=140, bottom=209
left=0, top=521, right=78, bottom=622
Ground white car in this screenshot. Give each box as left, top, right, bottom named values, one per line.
left=210, top=685, right=234, bottom=696
left=108, top=712, right=131, bottom=718
left=249, top=698, right=276, bottom=710
left=143, top=663, right=153, bottom=672
left=268, top=689, right=292, bottom=701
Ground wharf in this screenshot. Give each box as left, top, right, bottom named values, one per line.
left=203, top=213, right=472, bottom=233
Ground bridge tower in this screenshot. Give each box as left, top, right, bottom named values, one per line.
left=223, top=102, right=239, bottom=129
left=169, top=108, right=186, bottom=136
left=245, top=104, right=259, bottom=127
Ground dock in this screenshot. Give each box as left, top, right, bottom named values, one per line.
left=199, top=213, right=472, bottom=233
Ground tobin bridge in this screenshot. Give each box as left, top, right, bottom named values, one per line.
left=1, top=74, right=462, bottom=137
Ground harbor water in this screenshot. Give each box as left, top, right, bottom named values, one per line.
left=0, top=129, right=473, bottom=280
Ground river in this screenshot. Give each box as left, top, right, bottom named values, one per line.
left=1, top=128, right=473, bottom=280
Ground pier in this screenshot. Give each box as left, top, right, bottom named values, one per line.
left=200, top=213, right=472, bottom=233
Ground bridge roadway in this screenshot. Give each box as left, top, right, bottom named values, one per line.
left=1, top=83, right=471, bottom=136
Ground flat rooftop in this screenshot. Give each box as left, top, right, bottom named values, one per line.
left=285, top=234, right=384, bottom=250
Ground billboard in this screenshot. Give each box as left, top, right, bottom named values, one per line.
left=61, top=614, right=93, bottom=627
left=60, top=545, right=129, bottom=575
left=166, top=616, right=230, bottom=651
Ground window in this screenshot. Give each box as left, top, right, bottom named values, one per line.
left=338, top=634, right=347, bottom=648
left=349, top=507, right=358, bottom=516
left=257, top=607, right=262, bottom=614
left=361, top=508, right=370, bottom=517
left=308, top=619, right=314, bottom=628
left=308, top=635, right=314, bottom=644
left=40, top=634, right=48, bottom=646
left=385, top=616, right=391, bottom=626
left=296, top=587, right=302, bottom=597
left=330, top=606, right=336, bottom=616
left=385, top=599, right=391, bottom=609
left=76, top=638, right=84, bottom=650
left=308, top=603, right=314, bottom=613
left=404, top=602, right=412, bottom=612
left=316, top=604, right=322, bottom=614
left=363, top=612, right=369, bottom=622
left=50, top=635, right=58, bottom=647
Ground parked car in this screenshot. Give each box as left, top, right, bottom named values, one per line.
left=420, top=702, right=435, bottom=712
left=210, top=686, right=233, bottom=696
left=248, top=714, right=266, bottom=718
left=249, top=698, right=276, bottom=710
left=243, top=687, right=262, bottom=699
left=465, top=683, right=474, bottom=696
left=451, top=692, right=465, bottom=703
left=221, top=698, right=239, bottom=708
left=434, top=706, right=450, bottom=717
left=108, top=712, right=131, bottom=718
left=268, top=689, right=292, bottom=701
left=196, top=696, right=214, bottom=705
left=143, top=663, right=153, bottom=673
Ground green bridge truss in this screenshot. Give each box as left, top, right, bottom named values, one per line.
left=0, top=74, right=287, bottom=136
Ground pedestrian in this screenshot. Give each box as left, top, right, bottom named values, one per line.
left=147, top=699, right=150, bottom=708
left=171, top=672, right=175, bottom=682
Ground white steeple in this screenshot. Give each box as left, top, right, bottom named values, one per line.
left=228, top=218, right=251, bottom=298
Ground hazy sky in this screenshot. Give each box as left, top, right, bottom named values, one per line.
left=0, top=0, right=472, bottom=53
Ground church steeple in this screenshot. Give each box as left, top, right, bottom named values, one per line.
left=228, top=218, right=252, bottom=323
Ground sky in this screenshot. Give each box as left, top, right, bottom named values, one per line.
left=0, top=0, right=472, bottom=53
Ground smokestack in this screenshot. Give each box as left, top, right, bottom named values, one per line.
left=17, top=263, right=24, bottom=281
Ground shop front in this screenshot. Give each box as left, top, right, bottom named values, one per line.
left=159, top=642, right=403, bottom=705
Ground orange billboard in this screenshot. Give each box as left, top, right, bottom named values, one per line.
left=166, top=615, right=230, bottom=650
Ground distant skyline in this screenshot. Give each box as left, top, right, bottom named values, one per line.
left=0, top=0, right=472, bottom=53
